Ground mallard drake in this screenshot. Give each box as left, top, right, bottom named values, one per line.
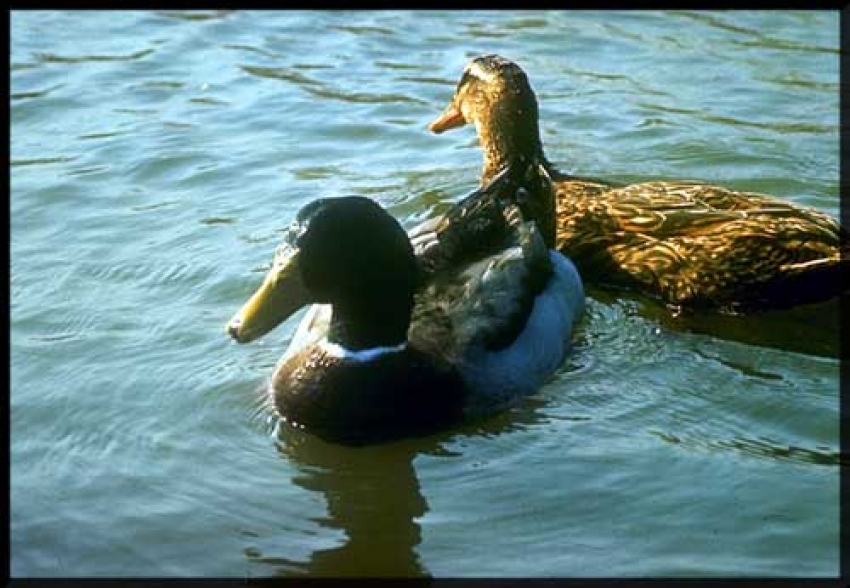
left=429, top=54, right=848, bottom=313
left=227, top=172, right=584, bottom=445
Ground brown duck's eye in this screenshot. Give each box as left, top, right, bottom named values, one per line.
left=457, top=71, right=473, bottom=91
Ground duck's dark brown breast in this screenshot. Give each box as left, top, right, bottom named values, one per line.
left=272, top=346, right=466, bottom=445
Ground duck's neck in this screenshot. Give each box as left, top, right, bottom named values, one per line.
left=478, top=115, right=548, bottom=186
left=327, top=296, right=412, bottom=352
left=477, top=119, right=557, bottom=249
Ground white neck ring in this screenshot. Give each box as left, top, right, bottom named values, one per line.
left=318, top=339, right=407, bottom=362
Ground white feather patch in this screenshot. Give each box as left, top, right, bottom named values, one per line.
left=318, top=339, right=407, bottom=362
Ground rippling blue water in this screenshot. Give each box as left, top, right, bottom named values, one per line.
left=11, top=10, right=839, bottom=577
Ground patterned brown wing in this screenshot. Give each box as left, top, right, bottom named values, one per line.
left=554, top=179, right=845, bottom=309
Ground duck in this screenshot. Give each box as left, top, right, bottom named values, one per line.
left=429, top=54, right=848, bottom=313
left=227, top=169, right=584, bottom=445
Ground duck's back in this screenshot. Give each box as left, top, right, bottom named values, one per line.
left=553, top=178, right=847, bottom=310
left=453, top=251, right=583, bottom=414
left=272, top=345, right=466, bottom=445
left=409, top=210, right=584, bottom=412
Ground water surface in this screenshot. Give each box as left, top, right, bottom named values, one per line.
left=10, top=10, right=840, bottom=577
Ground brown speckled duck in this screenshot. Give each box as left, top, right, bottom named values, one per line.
left=429, top=54, right=848, bottom=313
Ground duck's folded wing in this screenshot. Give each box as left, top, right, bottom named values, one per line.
left=558, top=180, right=843, bottom=242
left=408, top=213, right=450, bottom=258
left=556, top=180, right=846, bottom=306
left=410, top=208, right=552, bottom=356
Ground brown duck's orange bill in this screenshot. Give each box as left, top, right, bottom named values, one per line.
left=428, top=104, right=467, bottom=134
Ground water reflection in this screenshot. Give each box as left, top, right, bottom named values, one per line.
left=273, top=429, right=429, bottom=577
left=586, top=286, right=843, bottom=358
left=259, top=401, right=549, bottom=577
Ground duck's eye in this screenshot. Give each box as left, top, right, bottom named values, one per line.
left=457, top=71, right=473, bottom=91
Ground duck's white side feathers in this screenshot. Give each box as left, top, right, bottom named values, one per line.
left=460, top=251, right=584, bottom=415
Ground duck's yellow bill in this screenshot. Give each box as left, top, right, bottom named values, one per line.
left=226, top=248, right=309, bottom=344
left=428, top=103, right=467, bottom=134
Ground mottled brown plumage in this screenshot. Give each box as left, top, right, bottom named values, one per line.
left=430, top=54, right=847, bottom=312
left=553, top=179, right=845, bottom=310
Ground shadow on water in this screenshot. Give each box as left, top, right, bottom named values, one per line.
left=253, top=404, right=548, bottom=578
left=585, top=285, right=843, bottom=358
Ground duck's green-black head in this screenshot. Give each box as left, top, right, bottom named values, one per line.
left=429, top=54, right=544, bottom=183
left=227, top=196, right=417, bottom=346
